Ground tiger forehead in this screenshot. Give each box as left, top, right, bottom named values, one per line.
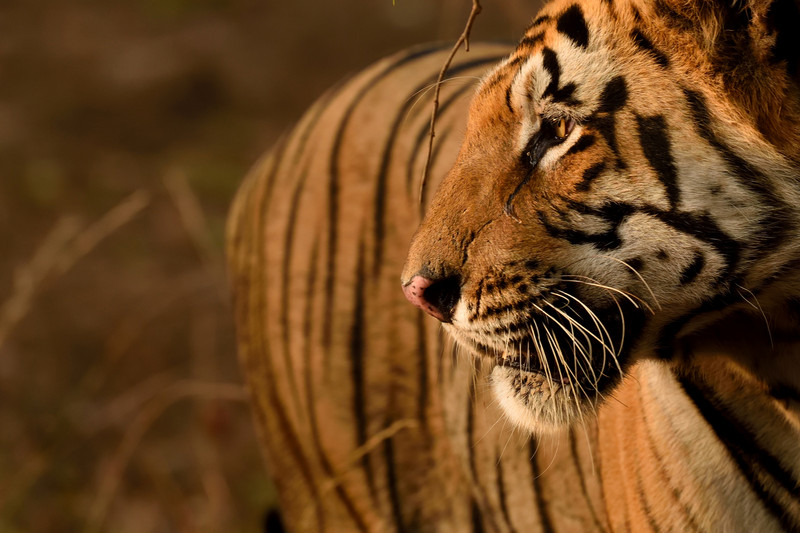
left=477, top=2, right=609, bottom=120
left=481, top=1, right=596, bottom=93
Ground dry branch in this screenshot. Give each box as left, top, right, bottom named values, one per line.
left=418, top=0, right=482, bottom=211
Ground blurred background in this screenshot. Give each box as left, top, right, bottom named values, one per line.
left=0, top=1, right=533, bottom=531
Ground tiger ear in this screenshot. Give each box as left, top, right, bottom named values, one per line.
left=654, top=0, right=800, bottom=84
left=654, top=0, right=800, bottom=154
left=761, top=0, right=800, bottom=86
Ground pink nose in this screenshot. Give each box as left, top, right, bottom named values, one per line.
left=401, top=275, right=460, bottom=322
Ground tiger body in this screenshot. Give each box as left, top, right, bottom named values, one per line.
left=227, top=0, right=800, bottom=530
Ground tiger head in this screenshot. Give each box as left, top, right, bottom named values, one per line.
left=402, top=0, right=800, bottom=432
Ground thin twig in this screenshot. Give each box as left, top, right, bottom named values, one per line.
left=418, top=0, right=482, bottom=211
left=299, top=419, right=418, bottom=529
left=0, top=190, right=150, bottom=350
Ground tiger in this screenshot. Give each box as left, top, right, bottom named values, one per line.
left=227, top=0, right=800, bottom=531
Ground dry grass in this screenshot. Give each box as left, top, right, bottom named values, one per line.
left=0, top=0, right=532, bottom=531
left=0, top=183, right=268, bottom=532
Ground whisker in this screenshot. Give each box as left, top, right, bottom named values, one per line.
left=735, top=284, right=774, bottom=349
left=498, top=421, right=516, bottom=463
left=532, top=302, right=597, bottom=388
left=546, top=297, right=611, bottom=354
left=404, top=76, right=483, bottom=126
left=554, top=290, right=616, bottom=368
left=542, top=302, right=601, bottom=387
left=561, top=276, right=655, bottom=315
left=600, top=255, right=662, bottom=311
left=530, top=321, right=555, bottom=390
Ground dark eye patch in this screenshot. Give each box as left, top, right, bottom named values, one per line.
left=521, top=118, right=574, bottom=168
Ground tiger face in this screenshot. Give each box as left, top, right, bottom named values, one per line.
left=402, top=0, right=800, bottom=432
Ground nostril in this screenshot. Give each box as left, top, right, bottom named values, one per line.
left=402, top=274, right=461, bottom=323
left=423, top=276, right=461, bottom=322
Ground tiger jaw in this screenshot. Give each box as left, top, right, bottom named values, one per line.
left=493, top=344, right=606, bottom=433
left=445, top=292, right=644, bottom=431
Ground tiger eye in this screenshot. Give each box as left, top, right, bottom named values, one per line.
left=555, top=118, right=567, bottom=138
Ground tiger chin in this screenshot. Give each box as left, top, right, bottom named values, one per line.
left=401, top=0, right=800, bottom=434
left=490, top=366, right=585, bottom=434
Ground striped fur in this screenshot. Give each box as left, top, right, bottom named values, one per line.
left=228, top=0, right=800, bottom=530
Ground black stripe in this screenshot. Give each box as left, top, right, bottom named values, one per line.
left=505, top=83, right=516, bottom=114
left=496, top=459, right=517, bottom=533
left=640, top=399, right=702, bottom=532
left=302, top=239, right=327, bottom=531
left=541, top=48, right=561, bottom=100
left=679, top=375, right=800, bottom=531
left=529, top=439, right=556, bottom=533
left=258, top=136, right=289, bottom=239
left=565, top=134, right=596, bottom=157
left=594, top=115, right=625, bottom=170
left=626, top=256, right=644, bottom=275
left=246, top=152, right=328, bottom=531
left=635, top=114, right=680, bottom=210
left=530, top=15, right=551, bottom=28
left=467, top=381, right=479, bottom=483
left=592, top=76, right=628, bottom=169
left=631, top=28, right=669, bottom=68
left=641, top=207, right=739, bottom=279
left=471, top=278, right=485, bottom=320
left=518, top=32, right=545, bottom=50
left=302, top=238, right=320, bottom=402
left=549, top=199, right=739, bottom=283
left=557, top=5, right=590, bottom=49
left=416, top=310, right=428, bottom=426
left=472, top=501, right=486, bottom=533
left=635, top=464, right=662, bottom=533
left=769, top=383, right=800, bottom=404
left=683, top=88, right=793, bottom=260
left=434, top=326, right=447, bottom=398
left=541, top=201, right=633, bottom=250
left=483, top=55, right=524, bottom=90
left=350, top=239, right=377, bottom=499
left=540, top=49, right=579, bottom=105
left=679, top=252, right=705, bottom=284
left=279, top=158, right=312, bottom=454
left=596, top=76, right=628, bottom=114
left=576, top=161, right=605, bottom=192
left=384, top=435, right=406, bottom=531
left=569, top=431, right=608, bottom=532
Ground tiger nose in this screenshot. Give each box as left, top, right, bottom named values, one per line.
left=402, top=275, right=461, bottom=323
